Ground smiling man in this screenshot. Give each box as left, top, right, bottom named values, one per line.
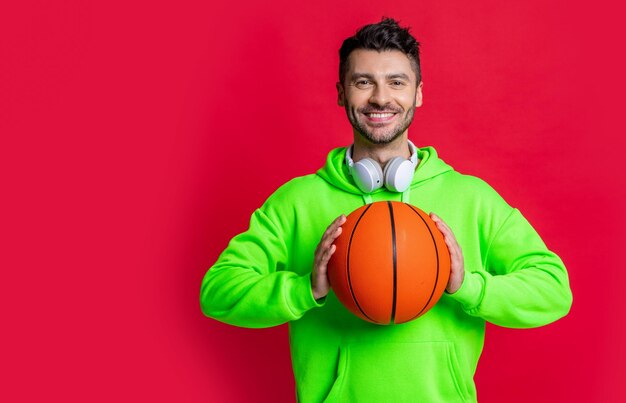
left=201, top=18, right=572, bottom=402
left=339, top=49, right=422, bottom=145
left=337, top=49, right=422, bottom=144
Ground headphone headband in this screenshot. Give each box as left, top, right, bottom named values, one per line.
left=345, top=140, right=419, bottom=193
left=345, top=140, right=418, bottom=168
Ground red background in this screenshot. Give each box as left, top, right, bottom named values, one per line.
left=2, top=1, right=625, bottom=401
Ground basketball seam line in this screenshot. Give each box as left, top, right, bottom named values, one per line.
left=407, top=205, right=440, bottom=321
left=346, top=204, right=379, bottom=324
left=388, top=201, right=398, bottom=325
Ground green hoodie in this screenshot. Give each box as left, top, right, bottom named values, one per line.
left=201, top=146, right=572, bottom=402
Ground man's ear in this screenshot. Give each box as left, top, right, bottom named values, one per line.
left=415, top=81, right=424, bottom=108
left=336, top=82, right=345, bottom=107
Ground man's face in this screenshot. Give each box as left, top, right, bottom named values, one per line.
left=337, top=49, right=423, bottom=144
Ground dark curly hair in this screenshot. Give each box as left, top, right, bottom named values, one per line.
left=339, top=17, right=421, bottom=85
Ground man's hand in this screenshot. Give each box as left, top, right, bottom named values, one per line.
left=312, top=214, right=347, bottom=300
left=429, top=212, right=464, bottom=294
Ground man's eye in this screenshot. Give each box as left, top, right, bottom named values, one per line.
left=355, top=80, right=371, bottom=87
left=391, top=81, right=405, bottom=86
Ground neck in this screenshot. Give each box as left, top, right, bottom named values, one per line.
left=351, top=133, right=412, bottom=167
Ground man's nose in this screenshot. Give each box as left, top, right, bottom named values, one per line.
left=369, top=85, right=391, bottom=107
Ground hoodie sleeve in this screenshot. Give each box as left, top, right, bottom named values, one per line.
left=200, top=207, right=324, bottom=328
left=447, top=208, right=573, bottom=328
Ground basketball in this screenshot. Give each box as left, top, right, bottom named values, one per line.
left=327, top=201, right=451, bottom=325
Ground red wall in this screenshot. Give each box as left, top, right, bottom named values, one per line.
left=2, top=1, right=625, bottom=401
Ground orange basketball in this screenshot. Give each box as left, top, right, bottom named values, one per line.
left=328, top=201, right=450, bottom=325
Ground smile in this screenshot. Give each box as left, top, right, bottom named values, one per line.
left=364, top=112, right=398, bottom=123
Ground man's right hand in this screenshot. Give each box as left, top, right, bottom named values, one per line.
left=311, top=214, right=347, bottom=300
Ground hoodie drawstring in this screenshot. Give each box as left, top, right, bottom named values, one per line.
left=361, top=190, right=410, bottom=205
left=401, top=189, right=410, bottom=204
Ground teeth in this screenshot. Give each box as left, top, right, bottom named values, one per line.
left=368, top=113, right=394, bottom=118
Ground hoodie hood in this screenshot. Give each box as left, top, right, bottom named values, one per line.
left=316, top=145, right=454, bottom=202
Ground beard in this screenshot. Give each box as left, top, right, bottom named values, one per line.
left=346, top=103, right=416, bottom=145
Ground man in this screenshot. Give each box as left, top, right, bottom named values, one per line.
left=201, top=18, right=572, bottom=402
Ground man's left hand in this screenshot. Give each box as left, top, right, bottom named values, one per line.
left=429, top=212, right=464, bottom=294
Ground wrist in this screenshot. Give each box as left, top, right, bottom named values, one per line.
left=310, top=273, right=328, bottom=300
left=312, top=287, right=328, bottom=300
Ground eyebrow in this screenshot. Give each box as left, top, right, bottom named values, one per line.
left=351, top=72, right=411, bottom=81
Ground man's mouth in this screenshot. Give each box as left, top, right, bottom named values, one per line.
left=366, top=112, right=395, bottom=118
left=363, top=111, right=398, bottom=123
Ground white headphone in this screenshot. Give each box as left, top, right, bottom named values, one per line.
left=345, top=140, right=419, bottom=193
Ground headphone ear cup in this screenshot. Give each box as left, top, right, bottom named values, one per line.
left=383, top=157, right=415, bottom=192
left=352, top=158, right=384, bottom=193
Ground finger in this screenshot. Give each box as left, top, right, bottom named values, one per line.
left=317, top=244, right=337, bottom=273
left=429, top=212, right=442, bottom=223
left=429, top=212, right=446, bottom=230
left=431, top=213, right=452, bottom=233
left=434, top=219, right=453, bottom=240
left=439, top=225, right=459, bottom=251
left=318, top=217, right=341, bottom=252
left=321, top=244, right=337, bottom=264
left=316, top=215, right=346, bottom=263
left=322, top=219, right=345, bottom=246
left=331, top=214, right=346, bottom=228
left=329, top=215, right=347, bottom=235
left=316, top=226, right=342, bottom=261
left=321, top=227, right=342, bottom=252
left=431, top=214, right=456, bottom=242
left=329, top=225, right=343, bottom=241
left=430, top=214, right=461, bottom=253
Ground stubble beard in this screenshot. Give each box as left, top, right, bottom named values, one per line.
left=346, top=105, right=416, bottom=145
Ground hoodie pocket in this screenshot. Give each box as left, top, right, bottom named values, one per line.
left=324, top=341, right=470, bottom=402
